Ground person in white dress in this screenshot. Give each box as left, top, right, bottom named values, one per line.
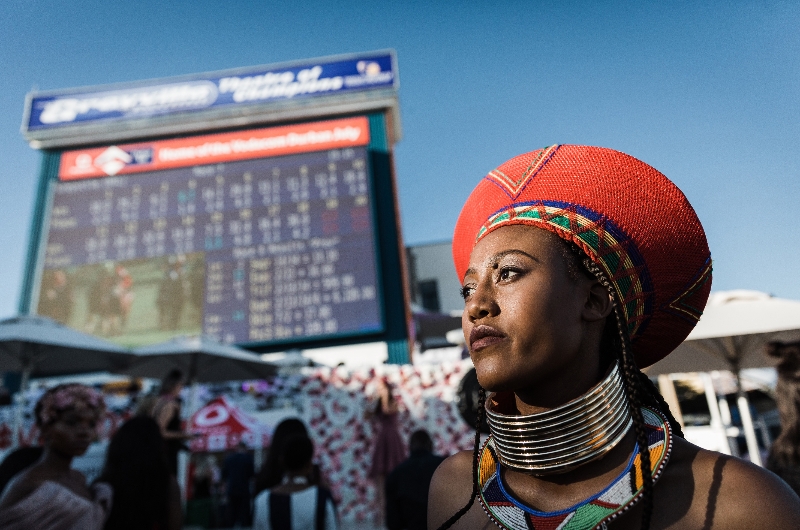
left=0, top=384, right=111, bottom=530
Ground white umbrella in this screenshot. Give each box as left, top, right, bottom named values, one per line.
left=0, top=315, right=131, bottom=448
left=0, top=315, right=130, bottom=378
left=123, top=335, right=278, bottom=388
left=648, top=290, right=800, bottom=375
left=646, top=290, right=800, bottom=465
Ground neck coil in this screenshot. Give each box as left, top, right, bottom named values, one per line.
left=485, top=362, right=632, bottom=475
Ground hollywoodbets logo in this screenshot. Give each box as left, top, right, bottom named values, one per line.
left=88, top=146, right=153, bottom=176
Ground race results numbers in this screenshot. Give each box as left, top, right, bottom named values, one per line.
left=41, top=146, right=383, bottom=345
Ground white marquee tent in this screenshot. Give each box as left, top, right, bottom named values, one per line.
left=647, top=290, right=800, bottom=465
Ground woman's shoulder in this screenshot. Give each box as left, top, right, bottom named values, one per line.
left=428, top=449, right=474, bottom=513
left=0, top=470, right=90, bottom=512
left=0, top=466, right=45, bottom=509
left=428, top=450, right=497, bottom=530
left=654, top=436, right=800, bottom=529
left=432, top=450, right=474, bottom=480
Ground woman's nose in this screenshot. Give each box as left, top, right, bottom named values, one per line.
left=465, top=281, right=498, bottom=322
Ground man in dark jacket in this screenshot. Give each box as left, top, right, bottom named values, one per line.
left=385, top=430, right=445, bottom=530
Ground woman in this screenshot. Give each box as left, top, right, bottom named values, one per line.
left=151, top=369, right=191, bottom=475
left=429, top=145, right=800, bottom=529
left=0, top=384, right=111, bottom=529
left=255, top=418, right=323, bottom=494
left=368, top=378, right=405, bottom=523
left=96, top=416, right=182, bottom=530
left=253, top=434, right=338, bottom=530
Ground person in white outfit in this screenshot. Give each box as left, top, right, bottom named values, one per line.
left=0, top=384, right=111, bottom=530
left=253, top=434, right=337, bottom=530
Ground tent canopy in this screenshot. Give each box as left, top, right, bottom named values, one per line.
left=646, top=290, right=800, bottom=376
left=123, top=335, right=277, bottom=383
left=0, top=315, right=130, bottom=376
left=188, top=395, right=269, bottom=451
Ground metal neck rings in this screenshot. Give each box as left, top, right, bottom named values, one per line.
left=484, top=362, right=632, bottom=476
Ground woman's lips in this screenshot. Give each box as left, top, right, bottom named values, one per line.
left=470, top=325, right=507, bottom=351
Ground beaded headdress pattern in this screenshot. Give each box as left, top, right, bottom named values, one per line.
left=453, top=145, right=712, bottom=367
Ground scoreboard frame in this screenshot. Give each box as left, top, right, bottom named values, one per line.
left=20, top=52, right=412, bottom=363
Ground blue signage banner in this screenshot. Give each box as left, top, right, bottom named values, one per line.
left=25, top=52, right=396, bottom=131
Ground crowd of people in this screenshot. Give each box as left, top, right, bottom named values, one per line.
left=183, top=383, right=440, bottom=530
left=0, top=370, right=446, bottom=530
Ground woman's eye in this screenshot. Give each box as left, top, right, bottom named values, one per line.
left=498, top=268, right=519, bottom=281
left=460, top=285, right=475, bottom=300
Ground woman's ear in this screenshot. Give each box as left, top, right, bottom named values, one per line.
left=582, top=280, right=614, bottom=322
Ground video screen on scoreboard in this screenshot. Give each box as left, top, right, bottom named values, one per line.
left=35, top=117, right=384, bottom=347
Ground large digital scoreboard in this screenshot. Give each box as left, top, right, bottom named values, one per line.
left=21, top=52, right=410, bottom=360
left=36, top=117, right=384, bottom=348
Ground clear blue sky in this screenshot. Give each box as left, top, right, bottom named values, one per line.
left=1, top=1, right=799, bottom=318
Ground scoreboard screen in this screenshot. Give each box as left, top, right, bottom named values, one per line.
left=34, top=117, right=384, bottom=347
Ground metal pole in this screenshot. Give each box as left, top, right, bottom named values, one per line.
left=736, top=371, right=763, bottom=467
left=700, top=372, right=731, bottom=455
left=657, top=375, right=684, bottom=429
left=737, top=389, right=763, bottom=466
left=728, top=340, right=763, bottom=466
left=717, top=396, right=740, bottom=458
left=731, top=367, right=762, bottom=466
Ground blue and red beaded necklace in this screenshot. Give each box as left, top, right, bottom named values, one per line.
left=477, top=407, right=673, bottom=530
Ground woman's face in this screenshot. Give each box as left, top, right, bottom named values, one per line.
left=461, top=225, right=604, bottom=404
left=42, top=407, right=99, bottom=457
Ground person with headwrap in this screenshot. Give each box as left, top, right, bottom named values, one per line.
left=0, top=383, right=111, bottom=530
left=428, top=146, right=800, bottom=529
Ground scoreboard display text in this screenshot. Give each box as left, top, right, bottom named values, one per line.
left=35, top=117, right=384, bottom=347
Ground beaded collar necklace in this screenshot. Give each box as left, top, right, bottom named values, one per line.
left=478, top=407, right=673, bottom=530
left=485, top=363, right=632, bottom=475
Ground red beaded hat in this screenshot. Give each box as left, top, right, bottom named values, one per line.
left=453, top=145, right=712, bottom=367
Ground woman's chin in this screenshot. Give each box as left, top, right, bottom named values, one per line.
left=474, top=364, right=521, bottom=393
left=475, top=361, right=552, bottom=395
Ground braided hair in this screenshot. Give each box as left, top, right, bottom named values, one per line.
left=438, top=242, right=683, bottom=530
left=436, top=388, right=486, bottom=530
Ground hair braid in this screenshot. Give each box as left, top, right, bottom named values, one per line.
left=614, top=305, right=653, bottom=530
left=583, top=258, right=653, bottom=530
left=636, top=371, right=685, bottom=438
left=436, top=387, right=486, bottom=530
